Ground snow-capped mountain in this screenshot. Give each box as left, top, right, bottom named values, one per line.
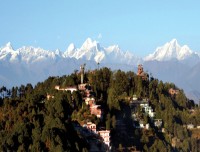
left=0, top=43, right=61, bottom=63
left=0, top=38, right=140, bottom=65
left=63, top=38, right=141, bottom=65
left=144, top=39, right=200, bottom=63
left=0, top=38, right=140, bottom=88
left=1, top=38, right=200, bottom=103
left=63, top=38, right=105, bottom=62
left=141, top=39, right=200, bottom=103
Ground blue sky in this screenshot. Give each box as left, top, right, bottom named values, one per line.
left=0, top=0, right=200, bottom=57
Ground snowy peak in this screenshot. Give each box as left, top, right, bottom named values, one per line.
left=68, top=43, right=76, bottom=51
left=55, top=49, right=62, bottom=56
left=106, top=45, right=121, bottom=54
left=1, top=42, right=14, bottom=52
left=81, top=38, right=93, bottom=47
left=0, top=42, right=18, bottom=62
left=5, top=42, right=13, bottom=50
left=63, top=38, right=102, bottom=61
left=17, top=46, right=61, bottom=63
left=0, top=43, right=62, bottom=63
left=63, top=38, right=140, bottom=64
left=144, top=39, right=195, bottom=61
left=170, top=38, right=178, bottom=46
left=80, top=38, right=101, bottom=52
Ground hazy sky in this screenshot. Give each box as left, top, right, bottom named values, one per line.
left=0, top=0, right=200, bottom=56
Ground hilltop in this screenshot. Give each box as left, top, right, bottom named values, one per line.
left=0, top=66, right=200, bottom=151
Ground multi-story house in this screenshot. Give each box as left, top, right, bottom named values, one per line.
left=90, top=105, right=102, bottom=119
left=98, top=130, right=110, bottom=150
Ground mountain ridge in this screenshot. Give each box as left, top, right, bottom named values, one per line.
left=0, top=38, right=141, bottom=65
left=1, top=38, right=200, bottom=103
left=1, top=38, right=200, bottom=64
left=144, top=39, right=199, bottom=62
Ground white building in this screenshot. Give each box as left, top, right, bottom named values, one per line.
left=84, top=122, right=97, bottom=133
left=187, top=124, right=194, bottom=129
left=55, top=85, right=77, bottom=93
left=90, top=105, right=102, bottom=119
left=139, top=121, right=149, bottom=130
left=132, top=95, right=138, bottom=101
left=140, top=102, right=155, bottom=118
left=98, top=130, right=110, bottom=149
left=85, top=97, right=96, bottom=105
left=65, top=87, right=78, bottom=93
left=154, top=119, right=162, bottom=128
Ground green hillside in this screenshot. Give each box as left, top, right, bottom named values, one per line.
left=0, top=67, right=200, bottom=152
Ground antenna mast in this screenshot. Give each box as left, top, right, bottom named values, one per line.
left=80, top=64, right=86, bottom=84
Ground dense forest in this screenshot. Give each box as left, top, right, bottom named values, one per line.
left=0, top=67, right=200, bottom=151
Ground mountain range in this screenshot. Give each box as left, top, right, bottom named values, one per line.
left=0, top=38, right=200, bottom=103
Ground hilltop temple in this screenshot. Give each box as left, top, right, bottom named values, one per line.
left=137, top=64, right=148, bottom=80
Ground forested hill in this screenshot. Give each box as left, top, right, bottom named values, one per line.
left=0, top=67, right=200, bottom=151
